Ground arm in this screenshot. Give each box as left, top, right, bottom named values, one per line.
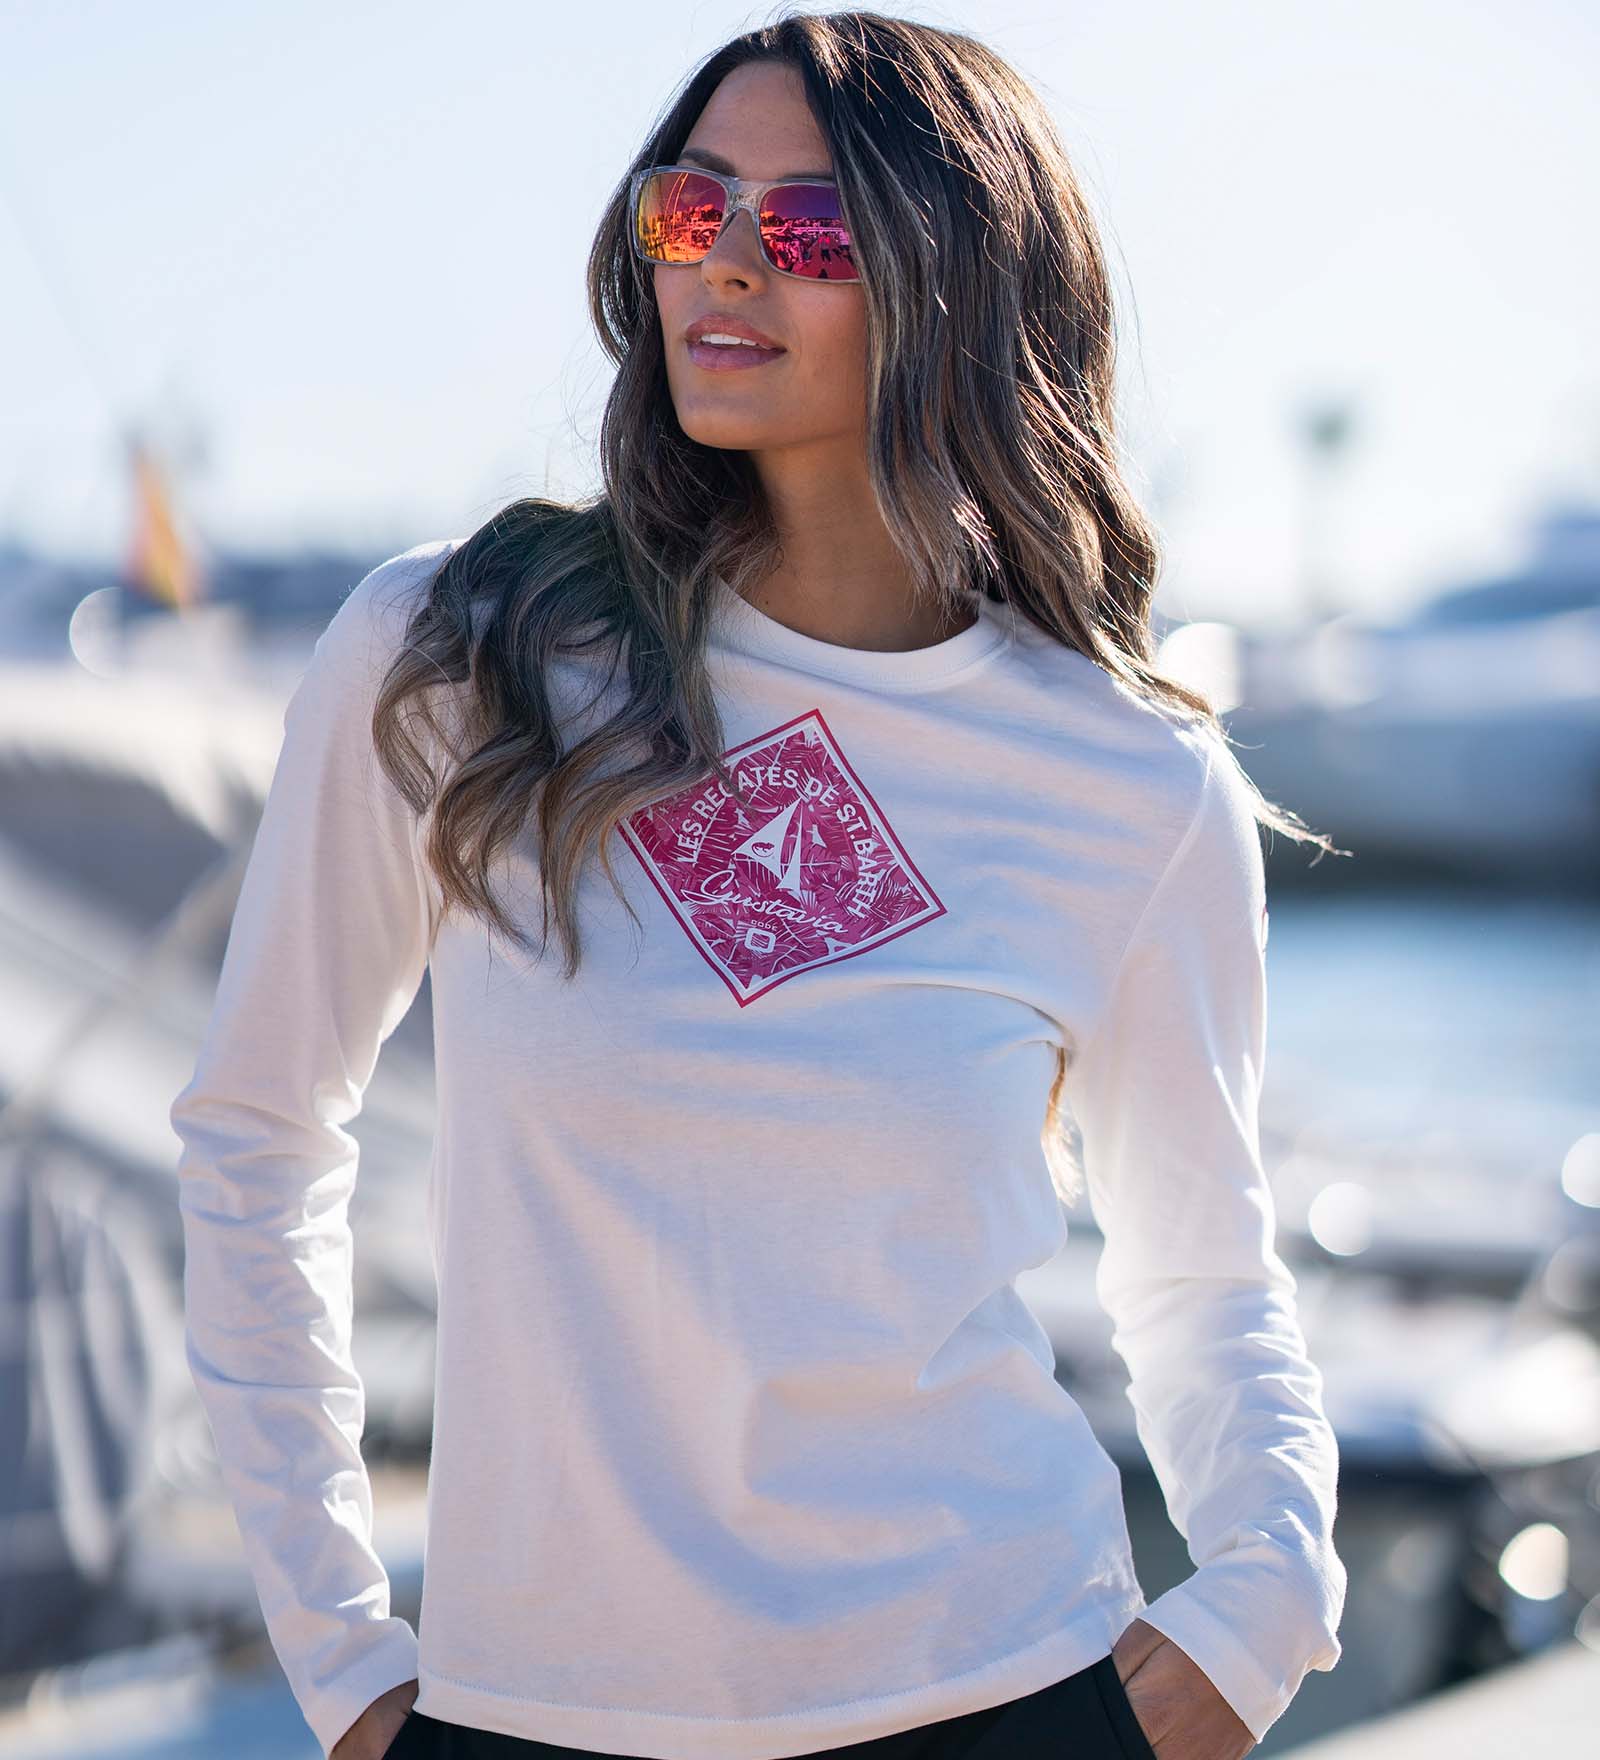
left=171, top=545, right=447, bottom=1757
left=1063, top=733, right=1346, bottom=1746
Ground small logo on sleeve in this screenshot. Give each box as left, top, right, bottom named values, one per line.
left=619, top=710, right=945, bottom=1005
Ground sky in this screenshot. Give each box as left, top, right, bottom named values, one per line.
left=1, top=0, right=1596, bottom=628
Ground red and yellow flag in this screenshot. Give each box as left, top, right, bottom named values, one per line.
left=125, top=437, right=203, bottom=609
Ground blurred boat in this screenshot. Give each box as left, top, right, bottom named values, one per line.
left=1218, top=505, right=1600, bottom=886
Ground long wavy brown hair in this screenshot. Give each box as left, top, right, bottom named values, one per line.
left=371, top=7, right=1341, bottom=996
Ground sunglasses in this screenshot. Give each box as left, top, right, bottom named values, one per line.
left=629, top=163, right=860, bottom=283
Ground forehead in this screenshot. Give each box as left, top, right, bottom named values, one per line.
left=680, top=62, right=833, bottom=180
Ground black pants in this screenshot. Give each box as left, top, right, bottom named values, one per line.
left=379, top=1653, right=1158, bottom=1760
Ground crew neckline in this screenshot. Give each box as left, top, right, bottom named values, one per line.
left=709, top=574, right=1014, bottom=691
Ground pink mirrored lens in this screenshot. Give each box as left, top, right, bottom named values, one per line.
left=636, top=170, right=727, bottom=263
left=757, top=183, right=858, bottom=280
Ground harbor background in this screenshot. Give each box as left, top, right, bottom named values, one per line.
left=1, top=0, right=1596, bottom=1754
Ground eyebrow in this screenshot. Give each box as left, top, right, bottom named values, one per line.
left=676, top=145, right=836, bottom=181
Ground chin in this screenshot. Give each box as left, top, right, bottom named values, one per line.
left=672, top=403, right=784, bottom=451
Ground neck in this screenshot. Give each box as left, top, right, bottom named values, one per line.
left=743, top=441, right=977, bottom=653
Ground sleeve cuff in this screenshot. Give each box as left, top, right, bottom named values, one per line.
left=302, top=1619, right=420, bottom=1758
left=1132, top=1564, right=1343, bottom=1744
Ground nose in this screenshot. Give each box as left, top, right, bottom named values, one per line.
left=700, top=202, right=768, bottom=285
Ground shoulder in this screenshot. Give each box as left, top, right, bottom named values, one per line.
left=326, top=536, right=469, bottom=653
left=1135, top=723, right=1268, bottom=962
left=306, top=536, right=470, bottom=692
left=1130, top=719, right=1265, bottom=933
left=281, top=537, right=470, bottom=754
left=996, top=614, right=1265, bottom=920
left=1002, top=613, right=1221, bottom=834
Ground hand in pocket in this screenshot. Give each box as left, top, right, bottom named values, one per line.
left=332, top=1679, right=420, bottom=1760
left=1111, top=1619, right=1256, bottom=1759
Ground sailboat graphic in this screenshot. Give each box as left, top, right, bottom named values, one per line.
left=733, top=800, right=806, bottom=896
left=619, top=709, right=946, bottom=1006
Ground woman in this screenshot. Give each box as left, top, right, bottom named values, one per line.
left=172, top=12, right=1347, bottom=1760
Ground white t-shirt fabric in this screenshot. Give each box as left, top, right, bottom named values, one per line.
left=172, top=536, right=1346, bottom=1759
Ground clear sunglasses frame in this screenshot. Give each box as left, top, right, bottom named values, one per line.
left=627, top=163, right=861, bottom=283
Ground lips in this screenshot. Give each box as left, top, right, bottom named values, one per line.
left=684, top=314, right=785, bottom=350
left=683, top=313, right=787, bottom=374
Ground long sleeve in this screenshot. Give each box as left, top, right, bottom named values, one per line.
left=1062, top=733, right=1347, bottom=1745
left=170, top=546, right=446, bottom=1757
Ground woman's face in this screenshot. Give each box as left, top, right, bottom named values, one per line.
left=652, top=60, right=868, bottom=461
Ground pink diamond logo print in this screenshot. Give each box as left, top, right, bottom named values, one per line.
left=619, top=709, right=947, bottom=1006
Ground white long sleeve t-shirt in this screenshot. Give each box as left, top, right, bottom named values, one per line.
left=172, top=537, right=1346, bottom=1759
